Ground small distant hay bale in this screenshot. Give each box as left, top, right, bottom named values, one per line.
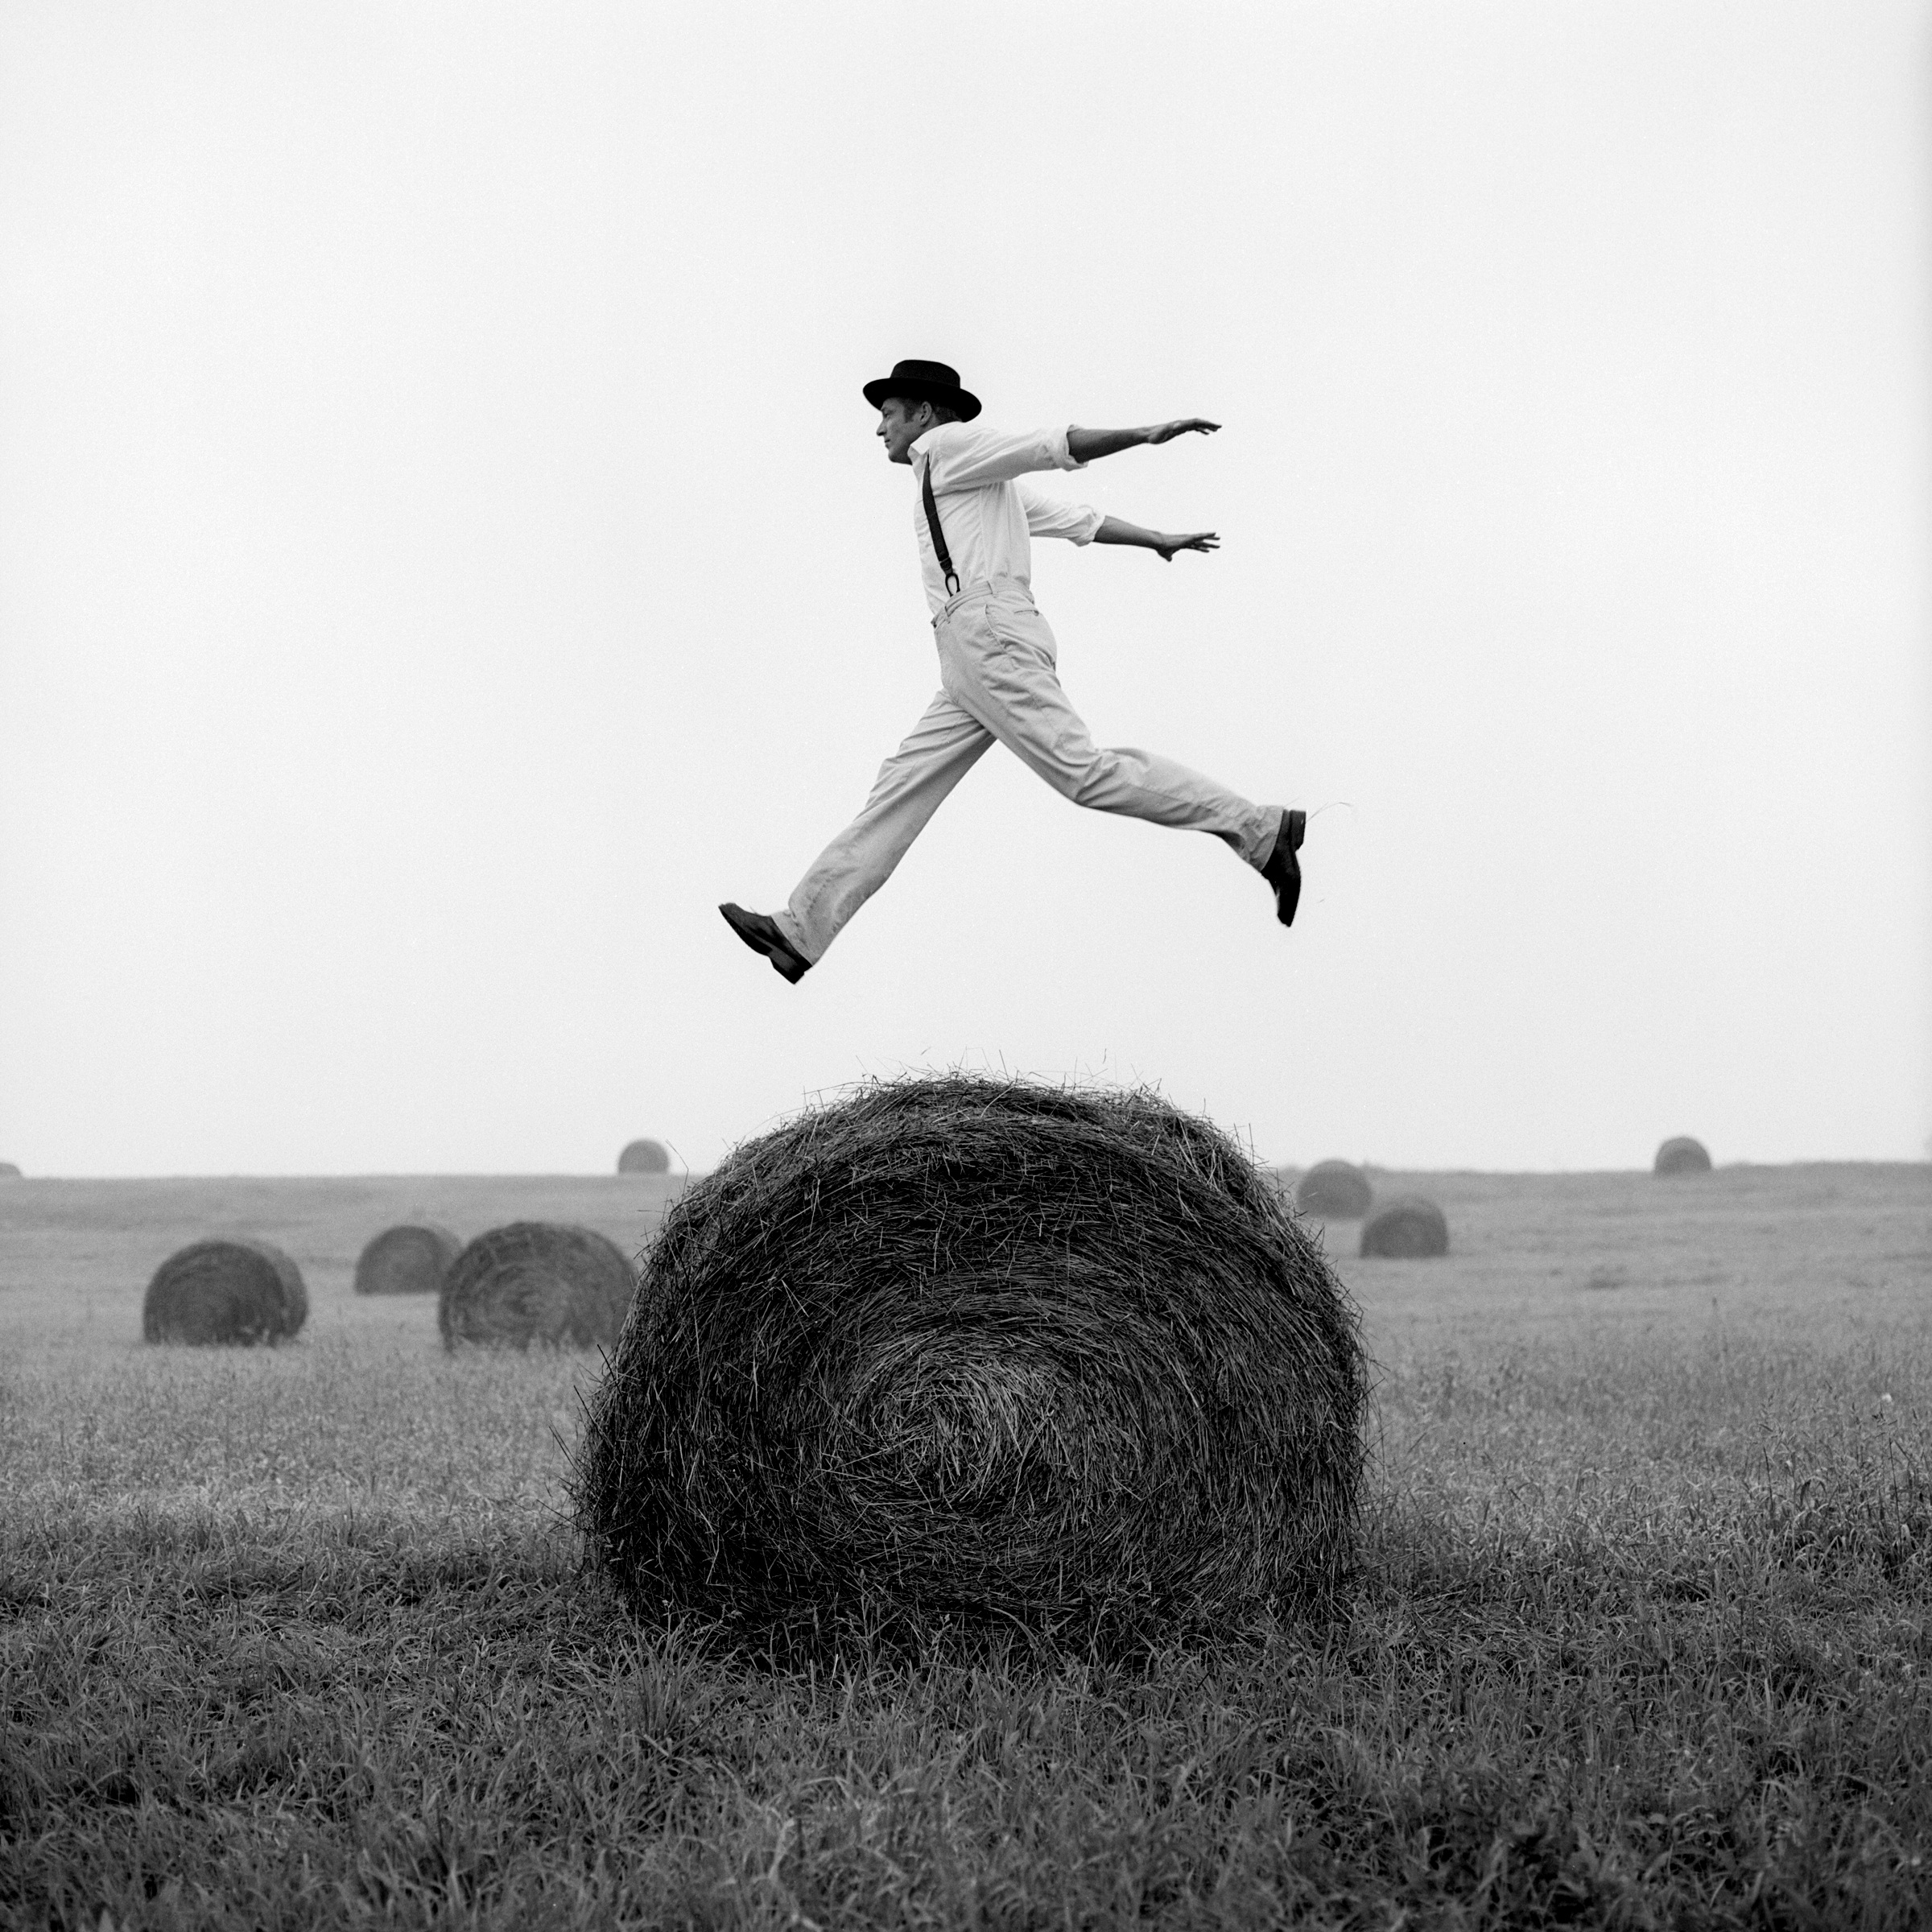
left=1294, top=1158, right=1373, bottom=1219
left=573, top=1075, right=1368, bottom=1645
left=354, top=1222, right=461, bottom=1297
left=0, top=1162, right=19, bottom=1179
left=1654, top=1136, right=1712, bottom=1176
left=617, top=1137, right=672, bottom=1175
left=439, top=1222, right=634, bottom=1350
left=142, top=1239, right=308, bottom=1346
left=1360, top=1195, right=1450, bottom=1259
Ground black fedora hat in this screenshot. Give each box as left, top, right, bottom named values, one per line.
left=861, top=358, right=982, bottom=422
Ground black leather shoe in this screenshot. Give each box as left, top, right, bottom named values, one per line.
left=1259, top=809, right=1306, bottom=927
left=719, top=902, right=812, bottom=983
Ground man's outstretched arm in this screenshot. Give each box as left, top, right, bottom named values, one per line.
left=1065, top=419, right=1219, bottom=463
left=1092, top=515, right=1219, bottom=562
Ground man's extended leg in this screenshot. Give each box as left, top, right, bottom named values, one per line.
left=935, top=592, right=1288, bottom=877
left=771, top=690, right=994, bottom=964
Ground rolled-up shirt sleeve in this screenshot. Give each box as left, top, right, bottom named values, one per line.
left=1018, top=483, right=1104, bottom=546
left=922, top=423, right=1088, bottom=492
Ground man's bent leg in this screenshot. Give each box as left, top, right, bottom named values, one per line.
left=776, top=691, right=993, bottom=961
left=936, top=597, right=1281, bottom=867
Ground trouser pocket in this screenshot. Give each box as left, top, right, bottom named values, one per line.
left=979, top=599, right=1056, bottom=669
left=937, top=601, right=1001, bottom=692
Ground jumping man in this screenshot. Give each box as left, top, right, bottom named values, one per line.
left=720, top=358, right=1305, bottom=982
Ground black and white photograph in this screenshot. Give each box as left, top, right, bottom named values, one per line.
left=2, top=3, right=1928, bottom=1925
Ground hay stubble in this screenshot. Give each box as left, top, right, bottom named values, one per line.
left=3, top=1162, right=1928, bottom=1927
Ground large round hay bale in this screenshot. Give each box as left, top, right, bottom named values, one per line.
left=617, top=1137, right=671, bottom=1175
left=574, top=1075, right=1368, bottom=1645
left=1654, top=1136, right=1712, bottom=1176
left=439, top=1222, right=634, bottom=1350
left=353, top=1222, right=461, bottom=1296
left=1360, top=1195, right=1449, bottom=1258
left=0, top=1162, right=19, bottom=1179
left=1294, top=1158, right=1373, bottom=1219
left=142, top=1240, right=308, bottom=1346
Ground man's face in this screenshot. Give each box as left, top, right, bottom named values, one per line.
left=876, top=395, right=931, bottom=464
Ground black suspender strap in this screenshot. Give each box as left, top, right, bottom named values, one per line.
left=919, top=455, right=962, bottom=598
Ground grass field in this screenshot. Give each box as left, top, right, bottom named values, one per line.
left=2, top=1162, right=1929, bottom=1929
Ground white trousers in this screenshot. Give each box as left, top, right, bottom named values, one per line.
left=777, top=579, right=1281, bottom=963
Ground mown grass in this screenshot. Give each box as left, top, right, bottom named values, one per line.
left=3, top=1168, right=1930, bottom=1928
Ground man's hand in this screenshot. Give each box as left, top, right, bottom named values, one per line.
left=1067, top=419, right=1220, bottom=462
left=1092, top=516, right=1220, bottom=559
left=1144, top=419, right=1220, bottom=446
left=1152, top=530, right=1220, bottom=561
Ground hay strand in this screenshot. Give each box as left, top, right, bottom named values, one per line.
left=573, top=1074, right=1368, bottom=1646
left=1654, top=1136, right=1712, bottom=1176
left=142, top=1239, right=308, bottom=1346
left=1294, top=1158, right=1373, bottom=1219
left=1360, top=1195, right=1450, bottom=1258
left=439, top=1222, right=634, bottom=1350
left=617, top=1138, right=672, bottom=1175
left=354, top=1222, right=461, bottom=1297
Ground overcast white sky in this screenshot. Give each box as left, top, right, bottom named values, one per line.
left=2, top=1, right=1927, bottom=1176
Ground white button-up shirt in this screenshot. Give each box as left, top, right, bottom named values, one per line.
left=909, top=422, right=1103, bottom=615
